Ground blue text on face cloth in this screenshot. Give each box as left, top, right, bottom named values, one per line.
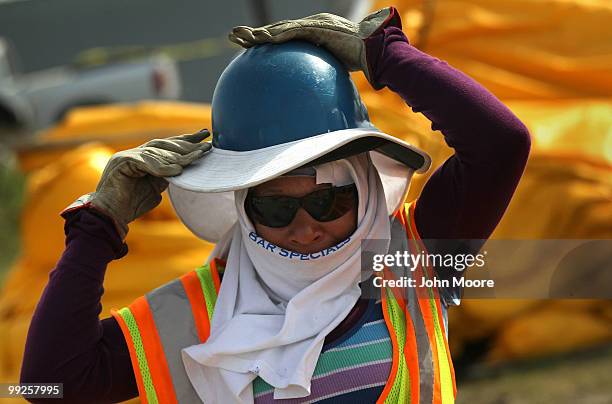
left=248, top=231, right=350, bottom=260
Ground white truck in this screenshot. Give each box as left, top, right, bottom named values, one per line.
left=0, top=38, right=181, bottom=132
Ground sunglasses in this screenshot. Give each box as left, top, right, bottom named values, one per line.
left=246, top=184, right=358, bottom=228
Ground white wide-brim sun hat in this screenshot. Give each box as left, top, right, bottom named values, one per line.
left=167, top=127, right=431, bottom=242
left=166, top=40, right=431, bottom=242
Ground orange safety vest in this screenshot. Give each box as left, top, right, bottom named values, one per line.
left=111, top=201, right=457, bottom=403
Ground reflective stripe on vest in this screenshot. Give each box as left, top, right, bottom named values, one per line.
left=111, top=258, right=224, bottom=404
left=112, top=202, right=456, bottom=403
left=376, top=201, right=456, bottom=404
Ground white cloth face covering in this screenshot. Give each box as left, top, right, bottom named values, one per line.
left=181, top=153, right=392, bottom=403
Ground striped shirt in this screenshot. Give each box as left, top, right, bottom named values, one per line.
left=253, top=296, right=392, bottom=403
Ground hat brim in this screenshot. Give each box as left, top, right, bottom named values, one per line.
left=167, top=128, right=430, bottom=193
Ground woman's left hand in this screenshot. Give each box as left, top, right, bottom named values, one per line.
left=228, top=7, right=400, bottom=89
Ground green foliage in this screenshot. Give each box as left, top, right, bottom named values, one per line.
left=0, top=147, right=25, bottom=286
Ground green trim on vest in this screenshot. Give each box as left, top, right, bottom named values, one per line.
left=428, top=294, right=454, bottom=404
left=117, top=307, right=159, bottom=404
left=383, top=286, right=411, bottom=403
left=195, top=264, right=218, bottom=321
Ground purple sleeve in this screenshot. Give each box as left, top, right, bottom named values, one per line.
left=366, top=25, right=531, bottom=241
left=20, top=208, right=138, bottom=403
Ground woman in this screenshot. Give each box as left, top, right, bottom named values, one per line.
left=21, top=7, right=530, bottom=403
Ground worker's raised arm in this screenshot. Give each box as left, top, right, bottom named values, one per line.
left=365, top=22, right=531, bottom=241
left=20, top=131, right=211, bottom=402
left=20, top=208, right=137, bottom=402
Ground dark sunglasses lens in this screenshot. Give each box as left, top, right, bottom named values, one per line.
left=249, top=196, right=299, bottom=227
left=304, top=185, right=357, bottom=222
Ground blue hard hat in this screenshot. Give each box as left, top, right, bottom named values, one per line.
left=168, top=40, right=429, bottom=196
left=212, top=41, right=374, bottom=152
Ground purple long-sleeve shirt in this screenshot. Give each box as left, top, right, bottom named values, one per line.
left=20, top=23, right=530, bottom=403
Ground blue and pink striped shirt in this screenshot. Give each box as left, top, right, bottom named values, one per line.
left=254, top=291, right=390, bottom=403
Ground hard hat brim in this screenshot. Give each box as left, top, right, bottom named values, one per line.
left=167, top=128, right=430, bottom=194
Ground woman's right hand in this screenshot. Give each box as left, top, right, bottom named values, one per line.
left=63, top=129, right=211, bottom=239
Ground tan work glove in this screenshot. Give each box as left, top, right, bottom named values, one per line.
left=62, top=130, right=211, bottom=239
left=228, top=7, right=400, bottom=89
